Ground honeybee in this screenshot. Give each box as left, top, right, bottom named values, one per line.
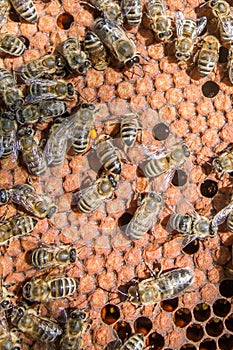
left=23, top=276, right=78, bottom=301
left=11, top=304, right=63, bottom=343
left=145, top=0, right=173, bottom=41
left=125, top=192, right=164, bottom=241
left=84, top=31, right=110, bottom=70
left=93, top=18, right=140, bottom=68
left=59, top=310, right=88, bottom=350
left=0, top=34, right=26, bottom=56
left=60, top=37, right=91, bottom=74
left=143, top=143, right=190, bottom=178
left=0, top=214, right=37, bottom=245
left=123, top=263, right=194, bottom=305
left=17, top=127, right=47, bottom=176
left=0, top=328, right=22, bottom=350
left=0, top=112, right=18, bottom=159
left=0, top=0, right=10, bottom=27
left=96, top=134, right=122, bottom=175
left=16, top=100, right=68, bottom=125
left=212, top=146, right=233, bottom=175
left=76, top=174, right=118, bottom=213
left=3, top=184, right=56, bottom=219
left=20, top=53, right=66, bottom=82
left=227, top=45, right=233, bottom=84
left=175, top=11, right=207, bottom=61
left=9, top=0, right=38, bottom=23
left=29, top=244, right=77, bottom=269
left=120, top=113, right=141, bottom=150
left=197, top=35, right=220, bottom=77
left=0, top=68, right=24, bottom=111
left=227, top=209, right=233, bottom=232
left=25, top=79, right=75, bottom=104
left=107, top=333, right=145, bottom=350
left=87, top=0, right=122, bottom=23
left=121, top=0, right=142, bottom=27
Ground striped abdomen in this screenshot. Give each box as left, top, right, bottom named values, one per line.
left=10, top=0, right=38, bottom=23
left=0, top=34, right=26, bottom=56
left=49, top=277, right=78, bottom=299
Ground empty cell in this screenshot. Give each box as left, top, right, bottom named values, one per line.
left=174, top=308, right=192, bottom=328
left=225, top=313, right=233, bottom=332
left=113, top=320, right=132, bottom=341
left=186, top=323, right=204, bottom=342
left=180, top=345, right=196, bottom=350
left=205, top=317, right=224, bottom=337
left=57, top=12, right=74, bottom=29
left=152, top=122, right=169, bottom=141
left=161, top=298, right=179, bottom=312
left=147, top=332, right=165, bottom=350
left=172, top=169, right=188, bottom=187
left=183, top=240, right=200, bottom=255
left=213, top=299, right=231, bottom=317
left=200, top=180, right=218, bottom=198
left=219, top=280, right=233, bottom=298
left=199, top=339, right=217, bottom=350
left=101, top=304, right=120, bottom=325
left=193, top=303, right=211, bottom=322
left=134, top=316, right=152, bottom=335
left=218, top=334, right=233, bottom=350
left=202, top=81, right=220, bottom=98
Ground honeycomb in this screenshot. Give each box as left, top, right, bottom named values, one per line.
left=0, top=0, right=233, bottom=349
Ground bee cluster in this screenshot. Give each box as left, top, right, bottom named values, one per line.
left=0, top=0, right=233, bottom=349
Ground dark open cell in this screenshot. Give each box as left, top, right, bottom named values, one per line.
left=134, top=316, right=152, bottom=335
left=180, top=345, right=196, bottom=350
left=160, top=297, right=178, bottom=312
left=219, top=46, right=229, bottom=63
left=113, top=320, right=132, bottom=341
left=182, top=239, right=200, bottom=255
left=57, top=13, right=74, bottom=30
left=152, top=122, right=169, bottom=141
left=101, top=304, right=120, bottom=325
left=174, top=308, right=192, bottom=328
left=8, top=9, right=21, bottom=22
left=219, top=279, right=233, bottom=298
left=186, top=323, right=204, bottom=342
left=199, top=339, right=217, bottom=350
left=201, top=81, right=220, bottom=98
left=213, top=298, right=231, bottom=317
left=172, top=169, right=188, bottom=187
left=118, top=212, right=133, bottom=231
left=147, top=332, right=165, bottom=350
left=225, top=313, right=233, bottom=332
left=200, top=179, right=218, bottom=198
left=205, top=317, right=224, bottom=337
left=193, top=303, right=211, bottom=322
left=218, top=334, right=233, bottom=350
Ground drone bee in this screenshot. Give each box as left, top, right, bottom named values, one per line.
left=212, top=145, right=233, bottom=175
left=0, top=68, right=24, bottom=111
left=23, top=276, right=78, bottom=301
left=2, top=184, right=56, bottom=219
left=18, top=127, right=47, bottom=176
left=107, top=332, right=145, bottom=350
left=145, top=0, right=173, bottom=41
left=93, top=18, right=140, bottom=68
left=59, top=310, right=88, bottom=350
left=11, top=304, right=63, bottom=343
left=60, top=37, right=91, bottom=74
left=125, top=192, right=164, bottom=241
left=175, top=11, right=207, bottom=61
left=0, top=112, right=18, bottom=159
left=197, top=35, right=220, bottom=77
left=9, top=0, right=38, bottom=23
left=76, top=174, right=118, bottom=213
left=0, top=0, right=10, bottom=27
left=96, top=134, right=122, bottom=175
left=121, top=0, right=142, bottom=27
left=120, top=113, right=141, bottom=150
left=84, top=31, right=110, bottom=70
left=25, top=79, right=75, bottom=104
left=87, top=0, right=122, bottom=23
left=0, top=34, right=26, bottom=56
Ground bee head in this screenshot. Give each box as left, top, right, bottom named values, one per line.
left=67, top=82, right=74, bottom=96
left=69, top=248, right=77, bottom=263
left=0, top=189, right=8, bottom=204
left=125, top=55, right=140, bottom=68
left=46, top=205, right=57, bottom=219
left=23, top=282, right=32, bottom=300
left=212, top=158, right=223, bottom=173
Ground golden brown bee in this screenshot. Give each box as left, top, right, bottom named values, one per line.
left=76, top=174, right=118, bottom=213
left=175, top=11, right=207, bottom=61
left=59, top=310, right=88, bottom=350
left=0, top=34, right=26, bottom=56
left=17, top=127, right=47, bottom=176
left=87, top=0, right=122, bottom=23
left=0, top=68, right=24, bottom=111
left=0, top=0, right=10, bottom=27
left=197, top=35, right=220, bottom=77
left=60, top=37, right=91, bottom=74
left=25, top=79, right=75, bottom=104
left=145, top=0, right=173, bottom=41
left=125, top=192, right=164, bottom=240
left=96, top=134, right=122, bottom=175
left=120, top=113, right=141, bottom=150
left=84, top=31, right=110, bottom=70
left=23, top=276, right=78, bottom=301
left=121, top=0, right=142, bottom=27
left=0, top=112, right=18, bottom=159
left=11, top=304, right=63, bottom=343
left=93, top=18, right=140, bottom=68
left=212, top=146, right=233, bottom=175
left=9, top=0, right=38, bottom=23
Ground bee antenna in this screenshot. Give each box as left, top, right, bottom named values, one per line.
left=199, top=1, right=209, bottom=8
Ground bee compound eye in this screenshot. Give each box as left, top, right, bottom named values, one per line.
left=70, top=248, right=76, bottom=263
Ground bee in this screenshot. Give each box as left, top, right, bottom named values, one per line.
left=29, top=244, right=77, bottom=269
left=143, top=143, right=190, bottom=178
left=11, top=304, right=63, bottom=343
left=125, top=192, right=164, bottom=240
left=87, top=0, right=122, bottom=23
left=120, top=113, right=141, bottom=150
left=9, top=0, right=38, bottom=23
left=0, top=329, right=22, bottom=350
left=17, top=127, right=47, bottom=176
left=212, top=146, right=233, bottom=175
left=23, top=276, right=78, bottom=301
left=0, top=34, right=26, bottom=56
left=20, top=53, right=66, bottom=82
left=0, top=214, right=37, bottom=245
left=197, top=35, right=220, bottom=77
left=4, top=184, right=56, bottom=219
left=175, top=11, right=207, bottom=61
left=60, top=37, right=91, bottom=74
left=59, top=310, right=88, bottom=350
left=76, top=174, right=118, bottom=213
left=0, top=68, right=24, bottom=111
left=227, top=45, right=233, bottom=84
left=107, top=332, right=145, bottom=350
left=16, top=100, right=68, bottom=125
left=25, top=79, right=75, bottom=104
left=121, top=0, right=142, bottom=27
left=0, top=112, right=18, bottom=159
left=0, top=0, right=10, bottom=27
left=96, top=134, right=122, bottom=175
left=145, top=0, right=173, bottom=41
left=84, top=31, right=110, bottom=70
left=124, top=263, right=194, bottom=305
left=93, top=18, right=140, bottom=68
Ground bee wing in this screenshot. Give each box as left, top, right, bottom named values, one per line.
left=25, top=92, right=57, bottom=104
left=175, top=11, right=185, bottom=37
left=211, top=203, right=233, bottom=227
left=220, top=17, right=233, bottom=37
left=196, top=16, right=207, bottom=36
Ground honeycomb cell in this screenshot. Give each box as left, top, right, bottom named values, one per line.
left=161, top=298, right=179, bottom=312
left=9, top=9, right=21, bottom=22
left=147, top=331, right=165, bottom=350
left=182, top=240, right=200, bottom=255
left=57, top=12, right=74, bottom=29
left=152, top=122, right=170, bottom=141
left=180, top=345, right=197, bottom=350
left=219, top=280, right=233, bottom=298
left=118, top=212, right=133, bottom=231
left=201, top=82, right=220, bottom=98
left=225, top=313, right=233, bottom=332
left=101, top=304, right=120, bottom=325
left=186, top=323, right=204, bottom=342
left=218, top=334, right=233, bottom=350
left=200, top=180, right=218, bottom=198
left=174, top=308, right=192, bottom=328
left=199, top=339, right=217, bottom=350
left=219, top=46, right=229, bottom=63
left=205, top=317, right=224, bottom=337
left=213, top=299, right=231, bottom=317
left=172, top=169, right=188, bottom=187
left=193, top=303, right=211, bottom=322
left=134, top=316, right=152, bottom=335
left=113, top=320, right=132, bottom=341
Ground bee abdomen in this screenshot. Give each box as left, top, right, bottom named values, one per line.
left=31, top=248, right=49, bottom=267
left=72, top=132, right=89, bottom=154
left=10, top=0, right=38, bottom=23
left=144, top=157, right=168, bottom=177
left=123, top=334, right=145, bottom=350
left=0, top=35, right=26, bottom=56
left=121, top=123, right=137, bottom=147
left=37, top=320, right=63, bottom=342
left=50, top=277, right=78, bottom=299
left=97, top=145, right=121, bottom=174
left=125, top=220, right=149, bottom=240
left=227, top=210, right=233, bottom=232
